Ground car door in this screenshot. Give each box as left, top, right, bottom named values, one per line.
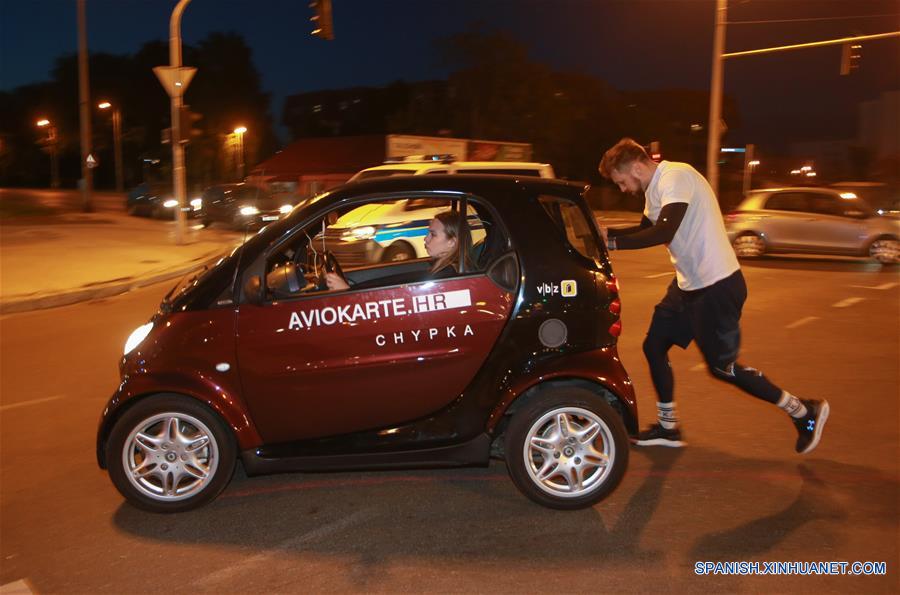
left=760, top=192, right=817, bottom=250
left=235, top=196, right=515, bottom=444
left=803, top=194, right=868, bottom=252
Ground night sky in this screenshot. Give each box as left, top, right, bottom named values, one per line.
left=2, top=0, right=898, bottom=150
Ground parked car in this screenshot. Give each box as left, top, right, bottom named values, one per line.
left=97, top=175, right=634, bottom=512
left=199, top=183, right=294, bottom=229
left=126, top=182, right=202, bottom=219
left=726, top=187, right=900, bottom=264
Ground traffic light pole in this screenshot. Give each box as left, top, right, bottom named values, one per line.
left=705, top=2, right=899, bottom=199
left=77, top=0, right=93, bottom=212
left=169, top=0, right=192, bottom=246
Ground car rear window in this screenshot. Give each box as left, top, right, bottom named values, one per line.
left=538, top=195, right=603, bottom=261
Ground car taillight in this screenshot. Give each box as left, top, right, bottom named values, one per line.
left=608, top=320, right=622, bottom=337
left=605, top=275, right=619, bottom=294
left=609, top=298, right=621, bottom=315
left=725, top=211, right=744, bottom=223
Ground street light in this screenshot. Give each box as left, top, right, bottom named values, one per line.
left=233, top=126, right=247, bottom=180
left=36, top=118, right=60, bottom=188
left=98, top=101, right=124, bottom=192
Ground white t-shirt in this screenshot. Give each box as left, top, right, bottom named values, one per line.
left=644, top=161, right=739, bottom=291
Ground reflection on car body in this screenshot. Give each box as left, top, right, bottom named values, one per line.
left=97, top=175, right=635, bottom=513
left=726, top=187, right=900, bottom=264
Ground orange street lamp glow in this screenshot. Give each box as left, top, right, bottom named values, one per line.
left=37, top=119, right=50, bottom=127
left=234, top=126, right=247, bottom=135
left=98, top=101, right=112, bottom=109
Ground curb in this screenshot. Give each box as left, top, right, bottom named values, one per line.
left=0, top=250, right=226, bottom=315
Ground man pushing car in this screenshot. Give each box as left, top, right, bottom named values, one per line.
left=597, top=138, right=829, bottom=454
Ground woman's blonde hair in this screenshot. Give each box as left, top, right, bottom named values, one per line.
left=430, top=210, right=474, bottom=273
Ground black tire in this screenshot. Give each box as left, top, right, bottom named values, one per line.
left=504, top=387, right=629, bottom=510
left=201, top=217, right=213, bottom=229
left=381, top=242, right=416, bottom=262
left=105, top=395, right=236, bottom=513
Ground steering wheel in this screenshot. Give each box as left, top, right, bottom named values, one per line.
left=315, top=250, right=348, bottom=291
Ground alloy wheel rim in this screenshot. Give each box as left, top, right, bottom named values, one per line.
left=733, top=235, right=764, bottom=257
left=870, top=240, right=900, bottom=264
left=522, top=407, right=615, bottom=498
left=122, top=412, right=219, bottom=502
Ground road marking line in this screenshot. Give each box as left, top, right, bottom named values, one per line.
left=644, top=272, right=673, bottom=279
left=0, top=395, right=64, bottom=412
left=786, top=316, right=820, bottom=329
left=849, top=282, right=898, bottom=290
left=0, top=579, right=35, bottom=594
left=833, top=297, right=865, bottom=308
left=192, top=508, right=372, bottom=587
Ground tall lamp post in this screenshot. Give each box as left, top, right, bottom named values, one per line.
left=36, top=119, right=60, bottom=189
left=98, top=101, right=124, bottom=192
left=233, top=126, right=247, bottom=180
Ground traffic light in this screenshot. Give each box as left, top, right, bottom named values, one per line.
left=178, top=105, right=203, bottom=143
left=649, top=141, right=661, bottom=162
left=309, top=0, right=334, bottom=40
left=840, top=42, right=861, bottom=75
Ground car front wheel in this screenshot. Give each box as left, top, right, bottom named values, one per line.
left=504, top=388, right=628, bottom=510
left=106, top=395, right=236, bottom=513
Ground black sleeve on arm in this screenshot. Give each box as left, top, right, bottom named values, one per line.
left=607, top=216, right=653, bottom=237
left=612, top=202, right=688, bottom=250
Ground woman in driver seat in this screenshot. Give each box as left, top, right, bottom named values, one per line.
left=326, top=210, right=473, bottom=291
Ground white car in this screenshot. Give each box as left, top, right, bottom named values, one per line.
left=323, top=198, right=487, bottom=267
left=349, top=156, right=555, bottom=182
left=330, top=157, right=556, bottom=266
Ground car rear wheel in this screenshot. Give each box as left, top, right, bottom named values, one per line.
left=732, top=233, right=765, bottom=258
left=381, top=243, right=416, bottom=262
left=869, top=237, right=900, bottom=265
left=106, top=395, right=236, bottom=513
left=504, top=388, right=628, bottom=510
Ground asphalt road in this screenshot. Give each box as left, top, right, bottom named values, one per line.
left=1, top=243, right=898, bottom=592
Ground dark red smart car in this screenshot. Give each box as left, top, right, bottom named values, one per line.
left=97, top=175, right=637, bottom=512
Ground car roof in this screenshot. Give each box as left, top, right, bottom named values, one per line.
left=322, top=173, right=586, bottom=204
left=360, top=161, right=551, bottom=172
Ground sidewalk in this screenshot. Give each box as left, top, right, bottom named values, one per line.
left=0, top=212, right=242, bottom=314
left=0, top=204, right=641, bottom=315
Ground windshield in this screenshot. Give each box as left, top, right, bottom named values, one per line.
left=161, top=248, right=237, bottom=311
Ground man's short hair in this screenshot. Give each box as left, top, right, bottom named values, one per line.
left=599, top=138, right=652, bottom=179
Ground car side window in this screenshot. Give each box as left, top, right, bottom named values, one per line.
left=263, top=196, right=503, bottom=301
left=765, top=192, right=810, bottom=213
left=538, top=195, right=602, bottom=261
left=806, top=195, right=842, bottom=217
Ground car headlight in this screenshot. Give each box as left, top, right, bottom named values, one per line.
left=343, top=225, right=376, bottom=239
left=279, top=204, right=293, bottom=214
left=124, top=322, right=153, bottom=356
left=190, top=197, right=203, bottom=210
left=240, top=206, right=259, bottom=216
left=163, top=199, right=178, bottom=208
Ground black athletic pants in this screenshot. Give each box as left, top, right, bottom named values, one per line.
left=642, top=270, right=782, bottom=405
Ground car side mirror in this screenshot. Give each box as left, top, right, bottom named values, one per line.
left=243, top=275, right=263, bottom=306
